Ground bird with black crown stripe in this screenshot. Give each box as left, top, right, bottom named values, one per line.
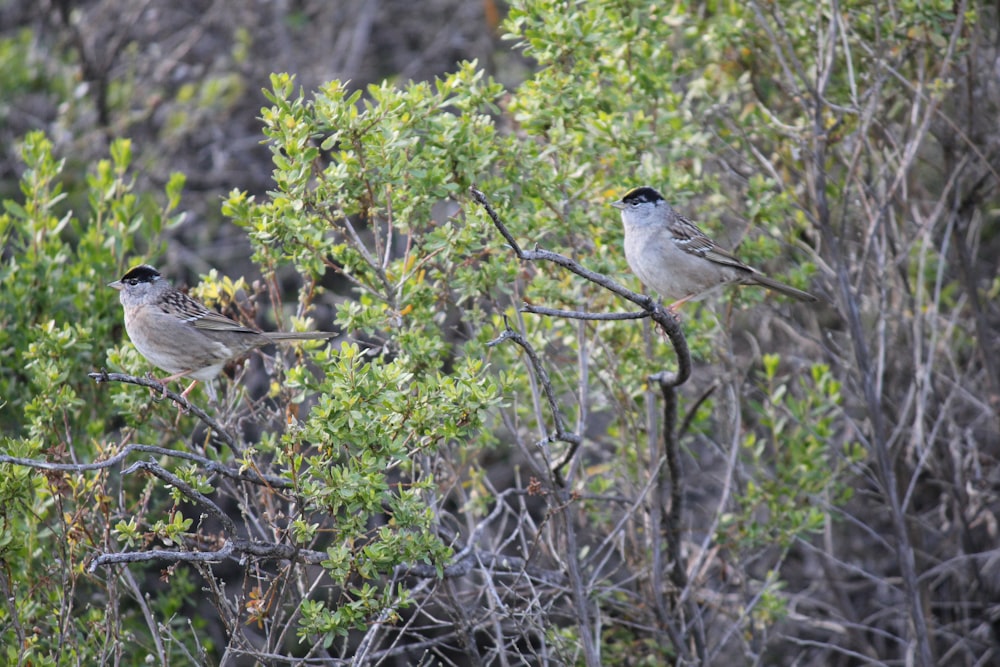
left=109, top=264, right=335, bottom=400
left=611, top=187, right=816, bottom=310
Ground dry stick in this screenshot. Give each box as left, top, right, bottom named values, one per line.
left=470, top=187, right=697, bottom=661
left=119, top=566, right=167, bottom=667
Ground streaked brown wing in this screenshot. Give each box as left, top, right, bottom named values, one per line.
left=672, top=213, right=753, bottom=272
left=190, top=310, right=260, bottom=333
left=162, top=290, right=259, bottom=333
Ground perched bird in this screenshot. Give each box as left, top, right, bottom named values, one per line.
left=109, top=264, right=334, bottom=400
left=612, top=186, right=816, bottom=309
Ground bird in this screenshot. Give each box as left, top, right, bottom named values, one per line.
left=611, top=186, right=816, bottom=309
left=109, top=264, right=335, bottom=400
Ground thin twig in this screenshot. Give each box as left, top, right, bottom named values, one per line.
left=487, top=324, right=583, bottom=486
left=521, top=304, right=649, bottom=321
left=397, top=548, right=565, bottom=586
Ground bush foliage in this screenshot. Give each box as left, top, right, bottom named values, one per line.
left=1, top=1, right=997, bottom=665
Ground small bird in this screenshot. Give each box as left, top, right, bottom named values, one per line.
left=612, top=186, right=816, bottom=309
left=109, top=264, right=335, bottom=400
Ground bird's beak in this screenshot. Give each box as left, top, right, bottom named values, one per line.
left=108, top=280, right=123, bottom=290
left=610, top=200, right=626, bottom=210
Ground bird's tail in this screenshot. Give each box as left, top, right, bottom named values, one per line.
left=751, top=274, right=818, bottom=302
left=264, top=331, right=337, bottom=343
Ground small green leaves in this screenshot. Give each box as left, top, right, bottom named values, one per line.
left=724, top=359, right=860, bottom=552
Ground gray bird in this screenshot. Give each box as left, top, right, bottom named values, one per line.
left=612, top=186, right=816, bottom=309
left=110, top=264, right=334, bottom=399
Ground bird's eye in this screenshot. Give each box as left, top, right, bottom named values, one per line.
left=128, top=279, right=138, bottom=286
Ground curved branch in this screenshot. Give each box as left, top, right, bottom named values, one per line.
left=88, top=370, right=241, bottom=455
left=487, top=324, right=582, bottom=485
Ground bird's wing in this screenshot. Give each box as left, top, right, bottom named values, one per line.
left=161, top=290, right=260, bottom=334
left=190, top=310, right=260, bottom=333
left=672, top=213, right=754, bottom=272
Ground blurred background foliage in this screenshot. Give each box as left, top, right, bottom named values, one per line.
left=1, top=0, right=998, bottom=665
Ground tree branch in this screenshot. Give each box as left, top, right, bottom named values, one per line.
left=88, top=370, right=241, bottom=455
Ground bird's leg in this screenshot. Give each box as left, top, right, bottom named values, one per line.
left=146, top=377, right=197, bottom=423
left=663, top=293, right=698, bottom=317
left=179, top=378, right=219, bottom=405
left=156, top=369, right=193, bottom=384
left=170, top=381, right=199, bottom=424
left=143, top=370, right=195, bottom=411
left=179, top=380, right=200, bottom=400
left=144, top=371, right=174, bottom=399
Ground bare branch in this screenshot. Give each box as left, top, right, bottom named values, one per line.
left=521, top=304, right=649, bottom=321
left=487, top=324, right=582, bottom=484
left=0, top=443, right=292, bottom=489
left=88, top=370, right=241, bottom=455
left=397, top=548, right=565, bottom=586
